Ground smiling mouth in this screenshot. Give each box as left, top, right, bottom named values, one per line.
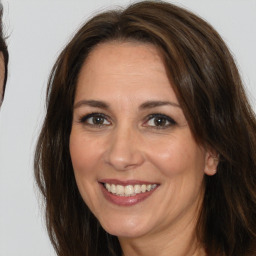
left=103, top=183, right=158, bottom=197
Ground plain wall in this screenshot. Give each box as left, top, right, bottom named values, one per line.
left=0, top=0, right=255, bottom=255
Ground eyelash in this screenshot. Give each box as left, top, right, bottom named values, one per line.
left=143, top=114, right=176, bottom=129
left=79, top=113, right=111, bottom=127
left=78, top=112, right=176, bottom=129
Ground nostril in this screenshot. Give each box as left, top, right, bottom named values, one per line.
left=103, top=130, right=145, bottom=171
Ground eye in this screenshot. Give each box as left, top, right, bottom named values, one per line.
left=144, top=114, right=176, bottom=129
left=79, top=113, right=111, bottom=127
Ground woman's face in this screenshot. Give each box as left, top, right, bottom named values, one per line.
left=70, top=41, right=217, bottom=239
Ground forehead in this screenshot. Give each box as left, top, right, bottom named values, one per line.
left=86, top=40, right=163, bottom=65
left=75, top=41, right=176, bottom=101
left=80, top=41, right=166, bottom=82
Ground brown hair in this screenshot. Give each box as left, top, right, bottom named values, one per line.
left=34, top=1, right=256, bottom=255
left=0, top=3, right=8, bottom=101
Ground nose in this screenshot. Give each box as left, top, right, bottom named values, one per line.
left=104, top=127, right=145, bottom=171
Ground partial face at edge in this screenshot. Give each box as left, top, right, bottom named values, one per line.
left=69, top=41, right=218, bottom=239
left=0, top=52, right=5, bottom=105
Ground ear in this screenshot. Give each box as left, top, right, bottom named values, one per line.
left=204, top=150, right=219, bottom=176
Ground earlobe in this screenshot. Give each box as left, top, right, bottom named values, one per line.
left=205, top=168, right=217, bottom=176
left=204, top=151, right=219, bottom=176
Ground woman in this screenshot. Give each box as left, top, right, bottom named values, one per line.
left=34, top=1, right=256, bottom=255
left=0, top=4, right=8, bottom=106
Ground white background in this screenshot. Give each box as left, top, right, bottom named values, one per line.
left=0, top=1, right=255, bottom=255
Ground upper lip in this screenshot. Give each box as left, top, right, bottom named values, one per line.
left=99, top=179, right=159, bottom=186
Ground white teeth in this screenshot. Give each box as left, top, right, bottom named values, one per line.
left=141, top=184, right=146, bottom=193
left=125, top=185, right=134, bottom=196
left=134, top=184, right=141, bottom=194
left=110, top=184, right=116, bottom=194
left=104, top=183, right=157, bottom=196
left=106, top=183, right=111, bottom=191
left=116, top=185, right=124, bottom=195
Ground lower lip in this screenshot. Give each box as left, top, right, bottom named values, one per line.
left=100, top=184, right=158, bottom=206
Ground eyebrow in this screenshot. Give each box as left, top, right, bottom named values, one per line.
left=73, top=100, right=109, bottom=109
left=139, top=100, right=180, bottom=109
left=73, top=99, right=180, bottom=110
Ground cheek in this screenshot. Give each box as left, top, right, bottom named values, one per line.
left=69, top=131, right=103, bottom=211
left=69, top=132, right=102, bottom=173
left=146, top=133, right=206, bottom=178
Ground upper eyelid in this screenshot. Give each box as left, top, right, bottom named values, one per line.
left=80, top=112, right=109, bottom=118
left=79, top=112, right=111, bottom=123
left=145, top=113, right=176, bottom=122
left=77, top=112, right=176, bottom=125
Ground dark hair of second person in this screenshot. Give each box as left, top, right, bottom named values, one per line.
left=0, top=4, right=8, bottom=105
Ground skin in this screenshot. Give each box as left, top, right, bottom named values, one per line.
left=69, top=41, right=218, bottom=256
left=0, top=52, right=5, bottom=105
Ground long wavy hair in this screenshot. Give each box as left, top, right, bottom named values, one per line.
left=34, top=1, right=256, bottom=255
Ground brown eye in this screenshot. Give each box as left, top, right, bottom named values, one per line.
left=144, top=114, right=176, bottom=129
left=80, top=113, right=111, bottom=126
left=92, top=116, right=105, bottom=125
left=153, top=117, right=168, bottom=126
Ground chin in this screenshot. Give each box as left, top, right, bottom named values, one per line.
left=99, top=215, right=151, bottom=238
